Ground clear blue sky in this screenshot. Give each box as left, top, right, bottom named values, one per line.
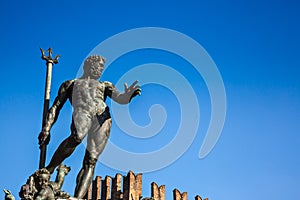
left=0, top=0, right=299, bottom=199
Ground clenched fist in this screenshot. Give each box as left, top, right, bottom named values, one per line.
left=38, top=130, right=50, bottom=146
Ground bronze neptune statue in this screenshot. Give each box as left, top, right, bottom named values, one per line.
left=38, top=55, right=141, bottom=198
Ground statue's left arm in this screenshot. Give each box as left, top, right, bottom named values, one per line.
left=104, top=80, right=141, bottom=104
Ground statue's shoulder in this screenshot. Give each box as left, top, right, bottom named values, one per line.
left=64, top=79, right=76, bottom=86
left=61, top=79, right=75, bottom=88
left=57, top=79, right=75, bottom=94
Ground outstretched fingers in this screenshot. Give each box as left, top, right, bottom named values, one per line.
left=124, top=80, right=140, bottom=93
left=130, top=80, right=139, bottom=88
left=124, top=83, right=128, bottom=92
left=131, top=80, right=140, bottom=90
left=123, top=80, right=141, bottom=102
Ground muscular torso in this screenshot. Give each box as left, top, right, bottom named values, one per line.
left=42, top=78, right=117, bottom=132
left=72, top=79, right=109, bottom=116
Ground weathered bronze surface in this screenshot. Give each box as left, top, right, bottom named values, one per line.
left=19, top=164, right=71, bottom=200
left=37, top=55, right=141, bottom=198
left=4, top=189, right=15, bottom=200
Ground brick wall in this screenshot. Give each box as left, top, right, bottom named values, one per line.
left=84, top=171, right=208, bottom=200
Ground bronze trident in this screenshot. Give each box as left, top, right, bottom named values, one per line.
left=39, top=48, right=60, bottom=169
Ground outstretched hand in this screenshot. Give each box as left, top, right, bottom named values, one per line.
left=38, top=130, right=50, bottom=146
left=124, top=80, right=141, bottom=102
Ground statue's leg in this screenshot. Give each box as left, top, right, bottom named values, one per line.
left=74, top=118, right=112, bottom=198
left=46, top=111, right=91, bottom=173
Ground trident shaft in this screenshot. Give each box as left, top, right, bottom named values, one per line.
left=39, top=48, right=59, bottom=169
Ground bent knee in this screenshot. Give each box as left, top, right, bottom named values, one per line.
left=85, top=157, right=97, bottom=167
left=68, top=134, right=84, bottom=145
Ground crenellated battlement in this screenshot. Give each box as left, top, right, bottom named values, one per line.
left=83, top=171, right=208, bottom=200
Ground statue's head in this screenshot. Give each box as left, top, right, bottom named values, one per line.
left=34, top=169, right=50, bottom=190
left=83, top=55, right=106, bottom=79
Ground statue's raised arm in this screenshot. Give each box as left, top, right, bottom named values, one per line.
left=104, top=80, right=141, bottom=104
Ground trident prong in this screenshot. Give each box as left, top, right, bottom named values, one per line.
left=54, top=54, right=60, bottom=64
left=47, top=48, right=52, bottom=57
left=40, top=47, right=59, bottom=64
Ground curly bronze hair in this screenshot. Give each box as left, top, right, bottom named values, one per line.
left=83, top=55, right=106, bottom=74
left=34, top=168, right=50, bottom=179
